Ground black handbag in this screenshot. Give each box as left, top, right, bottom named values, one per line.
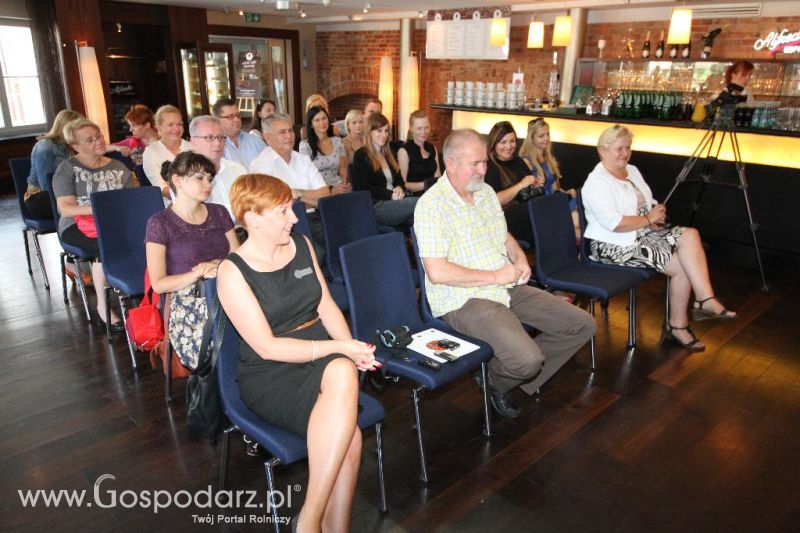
left=186, top=291, right=227, bottom=440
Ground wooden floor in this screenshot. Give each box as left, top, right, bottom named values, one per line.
left=1, top=194, right=798, bottom=533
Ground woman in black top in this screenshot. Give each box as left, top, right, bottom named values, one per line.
left=217, top=174, right=381, bottom=532
left=397, top=110, right=441, bottom=195
left=352, top=113, right=418, bottom=225
left=484, top=121, right=543, bottom=244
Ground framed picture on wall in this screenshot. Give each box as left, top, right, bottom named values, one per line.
left=570, top=84, right=594, bottom=105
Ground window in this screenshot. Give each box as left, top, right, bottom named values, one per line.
left=0, top=20, right=46, bottom=136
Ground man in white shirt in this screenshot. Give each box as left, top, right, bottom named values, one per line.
left=212, top=98, right=266, bottom=169
left=250, top=113, right=330, bottom=251
left=189, top=115, right=247, bottom=221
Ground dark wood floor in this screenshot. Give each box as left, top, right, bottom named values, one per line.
left=1, top=194, right=798, bottom=532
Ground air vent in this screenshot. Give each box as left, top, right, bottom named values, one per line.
left=685, top=3, right=762, bottom=19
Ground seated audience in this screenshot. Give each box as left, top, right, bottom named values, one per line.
left=484, top=121, right=537, bottom=244
left=518, top=117, right=579, bottom=239
left=145, top=151, right=238, bottom=301
left=333, top=98, right=382, bottom=136
left=352, top=113, right=417, bottom=226
left=415, top=128, right=595, bottom=418
left=299, top=105, right=350, bottom=193
left=342, top=109, right=364, bottom=164
left=142, top=104, right=192, bottom=198
left=217, top=173, right=379, bottom=532
left=250, top=113, right=330, bottom=251
left=300, top=94, right=341, bottom=140
left=25, top=109, right=84, bottom=219
left=188, top=115, right=247, bottom=221
left=248, top=99, right=277, bottom=138
left=111, top=104, right=158, bottom=168
left=53, top=118, right=136, bottom=331
left=582, top=125, right=736, bottom=352
left=212, top=98, right=266, bottom=169
left=397, top=110, right=441, bottom=195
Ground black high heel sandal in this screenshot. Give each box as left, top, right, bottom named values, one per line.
left=692, top=296, right=737, bottom=321
left=662, top=323, right=705, bottom=352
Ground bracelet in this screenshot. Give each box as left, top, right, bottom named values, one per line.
left=311, top=340, right=316, bottom=362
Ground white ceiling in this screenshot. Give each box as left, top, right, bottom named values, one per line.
left=109, top=0, right=792, bottom=25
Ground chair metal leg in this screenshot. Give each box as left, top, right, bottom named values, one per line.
left=31, top=232, right=49, bottom=290
left=118, top=292, right=137, bottom=369
left=589, top=299, right=597, bottom=370
left=480, top=362, right=492, bottom=438
left=23, top=228, right=32, bottom=274
left=664, top=277, right=671, bottom=331
left=72, top=259, right=92, bottom=321
left=165, top=342, right=173, bottom=402
left=375, top=422, right=388, bottom=513
left=627, top=288, right=637, bottom=351
left=411, top=387, right=428, bottom=483
left=218, top=426, right=235, bottom=490
left=264, top=458, right=282, bottom=533
left=60, top=253, right=68, bottom=304
left=601, top=299, right=609, bottom=320
left=104, top=286, right=112, bottom=340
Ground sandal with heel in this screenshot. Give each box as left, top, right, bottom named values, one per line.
left=692, top=296, right=737, bottom=321
left=663, top=323, right=705, bottom=352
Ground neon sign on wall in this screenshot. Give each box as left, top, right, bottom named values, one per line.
left=754, top=29, right=800, bottom=56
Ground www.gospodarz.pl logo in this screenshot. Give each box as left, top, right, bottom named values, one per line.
left=18, top=474, right=301, bottom=514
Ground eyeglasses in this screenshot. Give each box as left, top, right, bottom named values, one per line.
left=193, top=134, right=227, bottom=143
left=81, top=133, right=105, bottom=145
left=218, top=113, right=241, bottom=120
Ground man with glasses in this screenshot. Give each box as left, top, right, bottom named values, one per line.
left=415, top=129, right=595, bottom=418
left=189, top=115, right=246, bottom=221
left=212, top=98, right=266, bottom=169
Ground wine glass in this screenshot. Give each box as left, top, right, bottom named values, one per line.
left=597, top=39, right=607, bottom=59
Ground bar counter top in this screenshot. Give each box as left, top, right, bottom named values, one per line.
left=432, top=104, right=800, bottom=169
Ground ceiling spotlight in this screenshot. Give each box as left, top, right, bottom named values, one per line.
left=363, top=3, right=370, bottom=13
left=116, top=22, right=122, bottom=33
left=238, top=10, right=244, bottom=16
left=223, top=7, right=230, bottom=14
left=322, top=0, right=331, bottom=5
left=417, top=10, right=424, bottom=18
left=299, top=9, right=307, bottom=17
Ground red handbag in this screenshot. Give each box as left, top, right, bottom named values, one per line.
left=147, top=291, right=191, bottom=379
left=74, top=214, right=98, bottom=238
left=127, top=270, right=164, bottom=351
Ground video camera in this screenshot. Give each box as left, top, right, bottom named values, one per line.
left=710, top=83, right=747, bottom=108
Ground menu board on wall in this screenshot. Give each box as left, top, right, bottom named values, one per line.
left=426, top=18, right=509, bottom=60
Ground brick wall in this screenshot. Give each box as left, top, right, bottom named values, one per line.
left=318, top=16, right=800, bottom=147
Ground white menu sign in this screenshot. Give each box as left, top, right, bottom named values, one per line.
left=426, top=18, right=509, bottom=60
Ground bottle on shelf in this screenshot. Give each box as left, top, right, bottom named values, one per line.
left=681, top=42, right=691, bottom=59
left=669, top=43, right=679, bottom=59
left=641, top=31, right=651, bottom=58
left=701, top=28, right=722, bottom=59
left=655, top=30, right=665, bottom=59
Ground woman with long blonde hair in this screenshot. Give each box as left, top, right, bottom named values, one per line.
left=351, top=113, right=417, bottom=225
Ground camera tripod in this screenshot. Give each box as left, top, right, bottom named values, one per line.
left=663, top=105, right=769, bottom=291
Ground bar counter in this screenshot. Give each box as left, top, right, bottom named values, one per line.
left=431, top=104, right=800, bottom=170
left=430, top=104, right=800, bottom=262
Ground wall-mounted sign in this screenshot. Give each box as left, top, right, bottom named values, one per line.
left=754, top=29, right=800, bottom=56
left=244, top=13, right=261, bottom=23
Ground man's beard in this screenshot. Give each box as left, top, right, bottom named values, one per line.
left=465, top=175, right=483, bottom=192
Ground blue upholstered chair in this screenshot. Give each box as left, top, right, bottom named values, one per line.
left=339, top=232, right=494, bottom=483
left=576, top=189, right=670, bottom=329
left=9, top=157, right=56, bottom=290
left=528, top=193, right=644, bottom=368
left=291, top=200, right=349, bottom=311
left=91, top=187, right=164, bottom=367
left=44, top=173, right=95, bottom=321
left=216, top=318, right=388, bottom=531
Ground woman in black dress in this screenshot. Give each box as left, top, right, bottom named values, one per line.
left=484, top=121, right=541, bottom=244
left=397, top=110, right=441, bottom=195
left=217, top=174, right=381, bottom=532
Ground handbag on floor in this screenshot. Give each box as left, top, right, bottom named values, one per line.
left=186, top=293, right=226, bottom=439
left=128, top=270, right=163, bottom=351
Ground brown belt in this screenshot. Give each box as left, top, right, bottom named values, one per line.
left=282, top=316, right=320, bottom=335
